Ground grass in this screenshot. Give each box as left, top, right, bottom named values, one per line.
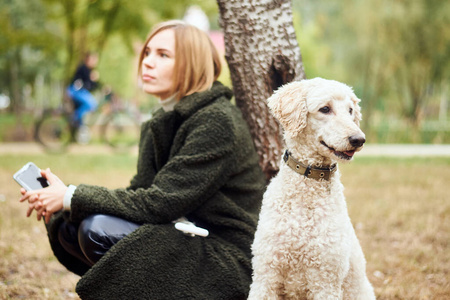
left=0, top=153, right=137, bottom=300
left=341, top=157, right=450, bottom=299
left=0, top=153, right=449, bottom=299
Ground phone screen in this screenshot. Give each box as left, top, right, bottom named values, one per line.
left=14, top=163, right=49, bottom=191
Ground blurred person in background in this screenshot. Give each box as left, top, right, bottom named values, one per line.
left=67, top=52, right=99, bottom=128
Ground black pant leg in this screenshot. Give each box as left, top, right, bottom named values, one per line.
left=58, top=221, right=94, bottom=267
left=78, top=214, right=141, bottom=265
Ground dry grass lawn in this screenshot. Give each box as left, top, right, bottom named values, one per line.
left=0, top=152, right=449, bottom=299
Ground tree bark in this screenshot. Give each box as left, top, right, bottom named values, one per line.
left=217, top=0, right=305, bottom=180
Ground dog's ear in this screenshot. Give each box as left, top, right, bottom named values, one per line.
left=350, top=93, right=362, bottom=126
left=267, top=81, right=308, bottom=137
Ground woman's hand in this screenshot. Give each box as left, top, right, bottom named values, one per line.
left=19, top=168, right=68, bottom=224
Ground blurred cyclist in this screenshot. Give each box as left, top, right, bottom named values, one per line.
left=67, top=52, right=99, bottom=127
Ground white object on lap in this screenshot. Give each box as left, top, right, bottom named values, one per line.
left=174, top=217, right=209, bottom=237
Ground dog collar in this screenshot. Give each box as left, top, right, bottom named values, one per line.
left=283, top=150, right=337, bottom=181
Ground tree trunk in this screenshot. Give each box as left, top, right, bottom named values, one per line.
left=62, top=0, right=77, bottom=85
left=216, top=0, right=305, bottom=180
left=96, top=1, right=122, bottom=55
left=10, top=50, right=27, bottom=140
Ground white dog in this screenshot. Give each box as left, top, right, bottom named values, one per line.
left=249, top=78, right=375, bottom=300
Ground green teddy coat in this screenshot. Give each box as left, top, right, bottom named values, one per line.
left=45, top=82, right=266, bottom=299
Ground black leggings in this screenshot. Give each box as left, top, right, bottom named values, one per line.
left=58, top=214, right=140, bottom=266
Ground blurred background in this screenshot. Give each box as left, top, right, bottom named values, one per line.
left=0, top=0, right=449, bottom=145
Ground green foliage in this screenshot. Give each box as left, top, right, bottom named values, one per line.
left=294, top=0, right=450, bottom=135
left=1, top=0, right=449, bottom=143
left=0, top=0, right=219, bottom=113
left=0, top=0, right=63, bottom=111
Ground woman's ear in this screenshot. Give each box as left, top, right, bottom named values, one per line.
left=267, top=81, right=308, bottom=137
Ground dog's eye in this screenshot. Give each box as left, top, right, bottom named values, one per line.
left=349, top=108, right=353, bottom=115
left=319, top=106, right=331, bottom=114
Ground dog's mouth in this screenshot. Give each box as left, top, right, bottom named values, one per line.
left=320, top=141, right=356, bottom=160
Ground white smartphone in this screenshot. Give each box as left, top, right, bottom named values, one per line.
left=13, top=162, right=50, bottom=191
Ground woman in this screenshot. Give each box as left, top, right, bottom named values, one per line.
left=20, top=20, right=266, bottom=299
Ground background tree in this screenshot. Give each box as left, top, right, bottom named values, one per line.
left=216, top=0, right=305, bottom=179
left=0, top=0, right=57, bottom=138
left=45, top=0, right=149, bottom=83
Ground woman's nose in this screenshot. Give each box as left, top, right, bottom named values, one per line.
left=143, top=54, right=155, bottom=68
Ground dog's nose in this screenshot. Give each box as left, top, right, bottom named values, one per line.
left=349, top=135, right=365, bottom=148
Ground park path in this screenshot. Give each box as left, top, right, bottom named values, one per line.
left=0, top=142, right=449, bottom=157
left=0, top=142, right=138, bottom=156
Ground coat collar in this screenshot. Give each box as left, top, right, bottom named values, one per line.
left=173, top=82, right=233, bottom=119
left=144, top=81, right=233, bottom=172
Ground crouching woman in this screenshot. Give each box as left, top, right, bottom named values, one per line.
left=20, top=20, right=266, bottom=299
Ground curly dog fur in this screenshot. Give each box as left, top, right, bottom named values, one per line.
left=249, top=78, right=375, bottom=299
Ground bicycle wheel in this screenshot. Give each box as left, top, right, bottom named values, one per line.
left=34, top=110, right=72, bottom=152
left=101, top=110, right=140, bottom=149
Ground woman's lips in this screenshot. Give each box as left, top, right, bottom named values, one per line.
left=142, top=74, right=155, bottom=82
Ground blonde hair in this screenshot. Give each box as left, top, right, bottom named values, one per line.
left=138, top=20, right=222, bottom=100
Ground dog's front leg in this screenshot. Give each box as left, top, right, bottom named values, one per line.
left=248, top=255, right=287, bottom=300
left=248, top=281, right=285, bottom=300
left=342, top=238, right=376, bottom=300
left=305, top=267, right=345, bottom=300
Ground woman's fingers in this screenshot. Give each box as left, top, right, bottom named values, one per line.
left=26, top=200, right=47, bottom=222
left=32, top=194, right=39, bottom=203
left=41, top=168, right=64, bottom=185
left=44, top=210, right=52, bottom=224
left=20, top=192, right=38, bottom=204
left=26, top=204, right=34, bottom=217
left=36, top=205, right=46, bottom=221
left=19, top=192, right=29, bottom=203
left=20, top=189, right=45, bottom=203
left=19, top=169, right=66, bottom=222
left=26, top=200, right=42, bottom=218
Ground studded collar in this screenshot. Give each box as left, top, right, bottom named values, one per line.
left=283, top=150, right=337, bottom=181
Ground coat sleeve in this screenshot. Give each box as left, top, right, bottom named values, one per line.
left=68, top=108, right=237, bottom=224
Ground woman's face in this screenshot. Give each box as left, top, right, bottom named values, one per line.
left=141, top=29, right=175, bottom=99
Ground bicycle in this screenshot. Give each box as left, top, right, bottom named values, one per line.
left=34, top=90, right=142, bottom=153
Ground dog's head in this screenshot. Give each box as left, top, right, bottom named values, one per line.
left=268, top=77, right=365, bottom=162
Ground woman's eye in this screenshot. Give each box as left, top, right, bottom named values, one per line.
left=319, top=106, right=331, bottom=114
left=144, top=50, right=150, bottom=57
left=349, top=108, right=353, bottom=115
